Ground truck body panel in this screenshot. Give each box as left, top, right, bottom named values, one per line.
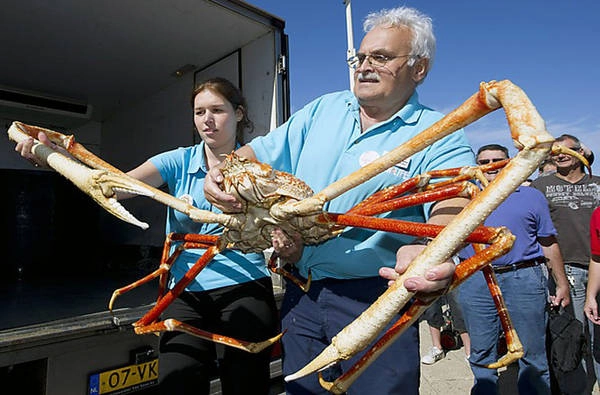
left=0, top=1, right=288, bottom=393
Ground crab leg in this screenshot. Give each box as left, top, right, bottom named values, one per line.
left=347, top=162, right=497, bottom=214
left=276, top=80, right=552, bottom=219
left=319, top=232, right=518, bottom=394
left=7, top=121, right=233, bottom=229
left=267, top=254, right=312, bottom=292
left=134, top=239, right=226, bottom=328
left=137, top=319, right=282, bottom=353
left=284, top=80, right=554, bottom=383
left=109, top=233, right=219, bottom=310
left=479, top=267, right=523, bottom=368
left=347, top=181, right=478, bottom=217
left=127, top=235, right=281, bottom=353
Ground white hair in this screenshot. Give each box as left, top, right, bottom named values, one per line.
left=363, top=6, right=436, bottom=72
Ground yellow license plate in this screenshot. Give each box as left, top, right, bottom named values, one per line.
left=89, top=359, right=158, bottom=394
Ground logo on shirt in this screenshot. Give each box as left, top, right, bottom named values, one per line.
left=358, top=150, right=411, bottom=178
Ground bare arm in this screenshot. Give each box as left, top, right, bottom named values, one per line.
left=379, top=197, right=469, bottom=293
left=585, top=255, right=600, bottom=324
left=539, top=235, right=570, bottom=308
left=118, top=161, right=165, bottom=199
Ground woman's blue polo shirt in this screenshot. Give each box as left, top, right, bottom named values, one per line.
left=150, top=142, right=269, bottom=291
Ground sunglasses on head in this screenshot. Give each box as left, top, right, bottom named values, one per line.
left=477, top=158, right=506, bottom=165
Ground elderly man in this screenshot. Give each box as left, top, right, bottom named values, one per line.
left=205, top=6, right=475, bottom=395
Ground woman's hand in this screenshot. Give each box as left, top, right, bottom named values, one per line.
left=14, top=131, right=56, bottom=168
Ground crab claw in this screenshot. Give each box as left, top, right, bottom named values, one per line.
left=47, top=156, right=154, bottom=229
left=284, top=343, right=343, bottom=382
left=8, top=123, right=153, bottom=229
left=85, top=169, right=156, bottom=229
left=550, top=144, right=591, bottom=174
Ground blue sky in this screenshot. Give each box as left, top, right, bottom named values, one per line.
left=249, top=0, right=600, bottom=175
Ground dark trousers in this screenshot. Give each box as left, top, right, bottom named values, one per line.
left=422, top=289, right=467, bottom=333
left=281, top=275, right=420, bottom=395
left=158, top=277, right=279, bottom=395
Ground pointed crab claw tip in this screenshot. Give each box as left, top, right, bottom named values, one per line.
left=284, top=344, right=342, bottom=382
left=107, top=197, right=149, bottom=229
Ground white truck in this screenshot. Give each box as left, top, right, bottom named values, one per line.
left=0, top=1, right=289, bottom=394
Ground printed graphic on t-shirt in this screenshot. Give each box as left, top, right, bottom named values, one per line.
left=541, top=183, right=600, bottom=209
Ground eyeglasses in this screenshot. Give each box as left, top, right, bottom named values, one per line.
left=477, top=158, right=506, bottom=165
left=347, top=53, right=414, bottom=69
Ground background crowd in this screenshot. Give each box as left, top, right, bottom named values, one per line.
left=422, top=135, right=600, bottom=395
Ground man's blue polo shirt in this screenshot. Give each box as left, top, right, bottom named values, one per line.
left=459, top=186, right=557, bottom=266
left=250, top=90, right=475, bottom=280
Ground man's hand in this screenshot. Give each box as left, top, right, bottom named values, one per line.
left=550, top=281, right=571, bottom=309
left=204, top=166, right=243, bottom=212
left=379, top=244, right=455, bottom=293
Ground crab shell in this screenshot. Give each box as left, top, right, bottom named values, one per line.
left=219, top=153, right=340, bottom=253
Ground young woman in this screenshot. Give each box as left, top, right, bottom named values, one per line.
left=16, top=77, right=279, bottom=395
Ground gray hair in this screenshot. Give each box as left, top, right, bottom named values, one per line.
left=363, top=7, right=436, bottom=72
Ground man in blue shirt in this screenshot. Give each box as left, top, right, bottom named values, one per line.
left=459, top=144, right=570, bottom=395
left=206, top=6, right=474, bottom=394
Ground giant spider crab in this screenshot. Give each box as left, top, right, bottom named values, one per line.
left=8, top=80, right=588, bottom=393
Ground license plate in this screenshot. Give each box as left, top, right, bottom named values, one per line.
left=89, top=359, right=158, bottom=394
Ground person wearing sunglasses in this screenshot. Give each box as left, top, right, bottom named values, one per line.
left=531, top=134, right=600, bottom=392
left=458, top=144, right=570, bottom=395
left=204, top=6, right=475, bottom=395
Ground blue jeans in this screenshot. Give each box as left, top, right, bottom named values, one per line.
left=458, top=265, right=550, bottom=395
left=564, top=264, right=600, bottom=384
left=281, top=275, right=419, bottom=395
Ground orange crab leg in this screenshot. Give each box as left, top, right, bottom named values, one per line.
left=473, top=248, right=524, bottom=368
left=109, top=233, right=219, bottom=310
left=319, top=229, right=517, bottom=394
left=135, top=319, right=282, bottom=353
left=452, top=244, right=524, bottom=369
left=348, top=166, right=475, bottom=213
left=129, top=235, right=282, bottom=353
left=348, top=181, right=477, bottom=217
left=347, top=169, right=469, bottom=214
left=320, top=213, right=502, bottom=244
left=346, top=161, right=510, bottom=217
left=134, top=240, right=225, bottom=328
left=267, top=254, right=312, bottom=292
